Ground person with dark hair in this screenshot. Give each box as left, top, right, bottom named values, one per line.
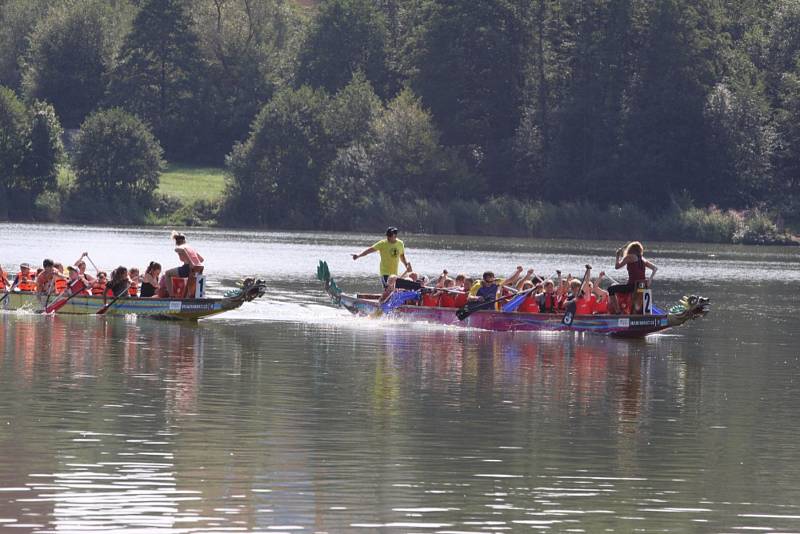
left=608, top=241, right=658, bottom=314
left=351, top=227, right=411, bottom=287
left=165, top=231, right=204, bottom=298
left=106, top=266, right=130, bottom=298
left=36, top=258, right=65, bottom=295
left=140, top=262, right=161, bottom=298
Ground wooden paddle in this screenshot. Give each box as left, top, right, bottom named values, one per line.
left=96, top=283, right=129, bottom=315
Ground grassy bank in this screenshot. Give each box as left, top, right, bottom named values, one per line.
left=30, top=163, right=800, bottom=246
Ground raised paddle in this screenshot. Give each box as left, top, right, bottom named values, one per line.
left=456, top=286, right=537, bottom=321
left=44, top=278, right=88, bottom=314
left=96, top=283, right=129, bottom=315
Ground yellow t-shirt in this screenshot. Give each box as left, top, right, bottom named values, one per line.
left=372, top=239, right=405, bottom=276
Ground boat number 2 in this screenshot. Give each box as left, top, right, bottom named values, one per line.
left=642, top=289, right=652, bottom=315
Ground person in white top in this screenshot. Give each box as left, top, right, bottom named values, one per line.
left=165, top=231, right=204, bottom=298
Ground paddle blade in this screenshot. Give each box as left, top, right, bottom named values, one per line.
left=502, top=292, right=528, bottom=312
left=44, top=279, right=87, bottom=314
left=380, top=290, right=419, bottom=313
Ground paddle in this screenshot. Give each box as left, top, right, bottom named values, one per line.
left=96, top=283, right=129, bottom=315
left=84, top=253, right=100, bottom=274
left=456, top=286, right=537, bottom=321
left=44, top=278, right=88, bottom=314
left=0, top=277, right=19, bottom=306
left=562, top=265, right=592, bottom=326
left=379, top=289, right=421, bottom=314
left=501, top=271, right=559, bottom=312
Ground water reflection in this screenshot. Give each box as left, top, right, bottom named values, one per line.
left=0, top=311, right=799, bottom=532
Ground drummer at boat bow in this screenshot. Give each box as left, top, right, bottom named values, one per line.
left=351, top=227, right=411, bottom=287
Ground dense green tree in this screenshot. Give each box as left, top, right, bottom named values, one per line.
left=109, top=0, right=205, bottom=160
left=17, top=102, right=64, bottom=212
left=0, top=86, right=28, bottom=218
left=192, top=0, right=301, bottom=161
left=73, top=108, right=163, bottom=205
left=412, top=0, right=525, bottom=177
left=22, top=1, right=132, bottom=128
left=296, top=0, right=390, bottom=96
left=0, top=0, right=51, bottom=90
left=225, top=86, right=331, bottom=226
left=323, top=71, right=382, bottom=148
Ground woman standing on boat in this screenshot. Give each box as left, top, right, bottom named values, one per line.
left=607, top=241, right=657, bottom=314
left=165, top=232, right=204, bottom=298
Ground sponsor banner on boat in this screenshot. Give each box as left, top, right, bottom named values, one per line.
left=176, top=301, right=221, bottom=313
left=628, top=317, right=661, bottom=328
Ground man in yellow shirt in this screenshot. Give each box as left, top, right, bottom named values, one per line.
left=351, top=227, right=412, bottom=286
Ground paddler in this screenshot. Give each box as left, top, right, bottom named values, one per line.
left=36, top=258, right=66, bottom=295
left=15, top=263, right=36, bottom=292
left=165, top=231, right=204, bottom=298
left=0, top=265, right=8, bottom=291
left=351, top=227, right=412, bottom=287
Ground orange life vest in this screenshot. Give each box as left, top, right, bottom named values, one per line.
left=54, top=278, right=67, bottom=293
left=16, top=271, right=36, bottom=292
left=91, top=281, right=106, bottom=296
left=128, top=281, right=138, bottom=297
left=0, top=275, right=7, bottom=291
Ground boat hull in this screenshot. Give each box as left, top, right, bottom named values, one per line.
left=338, top=294, right=672, bottom=337
left=1, top=279, right=266, bottom=321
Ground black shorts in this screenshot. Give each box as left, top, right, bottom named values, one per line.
left=608, top=282, right=635, bottom=296
left=177, top=264, right=191, bottom=278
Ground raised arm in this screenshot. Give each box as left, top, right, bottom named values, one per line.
left=74, top=252, right=88, bottom=267
left=593, top=271, right=609, bottom=298
left=351, top=246, right=376, bottom=261
left=580, top=265, right=592, bottom=295
left=501, top=266, right=525, bottom=288
left=614, top=247, right=629, bottom=269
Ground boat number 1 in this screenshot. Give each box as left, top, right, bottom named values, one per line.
left=195, top=275, right=206, bottom=299
left=643, top=289, right=652, bottom=314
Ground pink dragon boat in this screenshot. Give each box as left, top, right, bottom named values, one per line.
left=317, top=261, right=709, bottom=338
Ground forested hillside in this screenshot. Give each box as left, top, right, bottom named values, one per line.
left=0, top=0, right=798, bottom=243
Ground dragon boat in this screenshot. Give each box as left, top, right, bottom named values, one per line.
left=317, top=261, right=709, bottom=338
left=0, top=278, right=266, bottom=321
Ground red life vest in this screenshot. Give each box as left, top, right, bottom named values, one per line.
left=518, top=295, right=538, bottom=313
left=128, top=281, right=138, bottom=297
left=453, top=292, right=468, bottom=308
left=54, top=278, right=67, bottom=293
left=593, top=297, right=609, bottom=314
left=576, top=294, right=595, bottom=315
left=539, top=292, right=556, bottom=313
left=439, top=293, right=456, bottom=308
left=422, top=293, right=439, bottom=307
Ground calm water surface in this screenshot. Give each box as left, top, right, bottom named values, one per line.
left=0, top=223, right=799, bottom=533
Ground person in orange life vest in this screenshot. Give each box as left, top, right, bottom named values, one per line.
left=15, top=263, right=36, bottom=292
left=592, top=271, right=610, bottom=314
left=128, top=267, right=140, bottom=297
left=52, top=262, right=68, bottom=293
left=0, top=265, right=8, bottom=291
left=73, top=253, right=96, bottom=283
left=105, top=266, right=130, bottom=298
left=36, top=259, right=65, bottom=295
left=608, top=241, right=658, bottom=314
left=61, top=265, right=90, bottom=296
left=91, top=272, right=108, bottom=295
left=437, top=278, right=459, bottom=308
left=165, top=231, right=204, bottom=298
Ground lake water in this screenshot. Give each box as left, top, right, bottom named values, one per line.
left=0, top=223, right=799, bottom=533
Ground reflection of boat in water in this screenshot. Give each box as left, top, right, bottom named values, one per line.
left=318, top=261, right=709, bottom=338
left=0, top=278, right=266, bottom=321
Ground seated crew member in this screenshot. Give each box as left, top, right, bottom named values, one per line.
left=140, top=262, right=161, bottom=298
left=378, top=275, right=399, bottom=305
left=53, top=263, right=68, bottom=294
left=36, top=259, right=64, bottom=295
left=164, top=231, right=204, bottom=298
left=73, top=253, right=96, bottom=283
left=128, top=267, right=140, bottom=297
left=0, top=265, right=8, bottom=291
left=438, top=278, right=458, bottom=308
left=608, top=241, right=658, bottom=314
left=62, top=266, right=90, bottom=296
left=91, top=272, right=108, bottom=295
left=468, top=271, right=503, bottom=310
left=592, top=271, right=610, bottom=314
left=451, top=274, right=470, bottom=308
left=535, top=279, right=558, bottom=313
left=106, top=266, right=130, bottom=298
left=15, top=263, right=36, bottom=292
left=517, top=280, right=540, bottom=313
